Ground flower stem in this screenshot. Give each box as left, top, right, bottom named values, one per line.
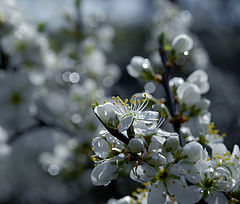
left=109, top=129, right=130, bottom=145
left=158, top=48, right=184, bottom=146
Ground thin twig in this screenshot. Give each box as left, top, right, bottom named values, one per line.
left=7, top=122, right=43, bottom=144
left=8, top=116, right=75, bottom=144
left=158, top=48, right=184, bottom=146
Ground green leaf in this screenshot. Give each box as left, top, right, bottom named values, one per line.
left=91, top=100, right=99, bottom=110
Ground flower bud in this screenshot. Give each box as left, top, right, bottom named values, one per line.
left=172, top=34, right=193, bottom=54
left=128, top=138, right=144, bottom=153
left=148, top=153, right=166, bottom=166
left=94, top=102, right=118, bottom=127
left=177, top=82, right=201, bottom=107
left=126, top=56, right=154, bottom=79
left=169, top=77, right=184, bottom=89
left=187, top=69, right=209, bottom=94
left=182, top=142, right=204, bottom=162
left=164, top=136, right=180, bottom=152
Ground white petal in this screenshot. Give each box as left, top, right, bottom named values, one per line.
left=182, top=142, right=205, bottom=162
left=148, top=183, right=166, bottom=204
left=94, top=103, right=117, bottom=125
left=182, top=84, right=201, bottom=106
left=137, top=111, right=159, bottom=121
left=128, top=138, right=144, bottom=153
left=171, top=162, right=202, bottom=183
left=91, top=161, right=118, bottom=186
left=177, top=83, right=201, bottom=107
left=196, top=98, right=210, bottom=111
left=148, top=153, right=166, bottom=166
left=231, top=144, right=240, bottom=163
left=148, top=136, right=165, bottom=153
left=169, top=77, right=184, bottom=88
left=211, top=143, right=227, bottom=156
left=130, top=163, right=156, bottom=183
left=205, top=191, right=228, bottom=204
left=92, top=137, right=109, bottom=158
left=167, top=179, right=203, bottom=204
left=164, top=136, right=180, bottom=152
left=118, top=115, right=133, bottom=132
left=127, top=64, right=140, bottom=78
left=172, top=34, right=193, bottom=54
left=187, top=69, right=209, bottom=94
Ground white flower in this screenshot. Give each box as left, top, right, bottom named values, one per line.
left=174, top=143, right=239, bottom=203
left=172, top=34, right=193, bottom=54
left=112, top=94, right=159, bottom=132
left=126, top=56, right=154, bottom=79
left=187, top=69, right=209, bottom=94
left=177, top=82, right=201, bottom=107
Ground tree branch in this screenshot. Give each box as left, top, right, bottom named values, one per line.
left=8, top=116, right=75, bottom=144
left=158, top=48, right=184, bottom=146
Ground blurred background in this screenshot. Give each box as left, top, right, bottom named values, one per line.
left=0, top=0, right=239, bottom=203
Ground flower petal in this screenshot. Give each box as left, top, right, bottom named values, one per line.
left=211, top=143, right=227, bottom=156
left=130, top=163, right=156, bottom=183
left=137, top=111, right=159, bottom=121
left=205, top=191, right=228, bottom=204
left=148, top=183, right=166, bottom=204
left=91, top=161, right=118, bottom=186
left=92, top=137, right=109, bottom=158
left=167, top=179, right=203, bottom=204
left=118, top=115, right=133, bottom=132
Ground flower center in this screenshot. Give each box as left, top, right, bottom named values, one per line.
left=112, top=94, right=150, bottom=118
left=157, top=168, right=170, bottom=182
left=202, top=178, right=214, bottom=189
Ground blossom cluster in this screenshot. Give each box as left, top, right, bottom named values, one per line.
left=0, top=0, right=119, bottom=202
left=90, top=33, right=240, bottom=204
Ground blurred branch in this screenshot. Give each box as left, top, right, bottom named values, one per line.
left=8, top=116, right=76, bottom=144
left=74, top=0, right=84, bottom=53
